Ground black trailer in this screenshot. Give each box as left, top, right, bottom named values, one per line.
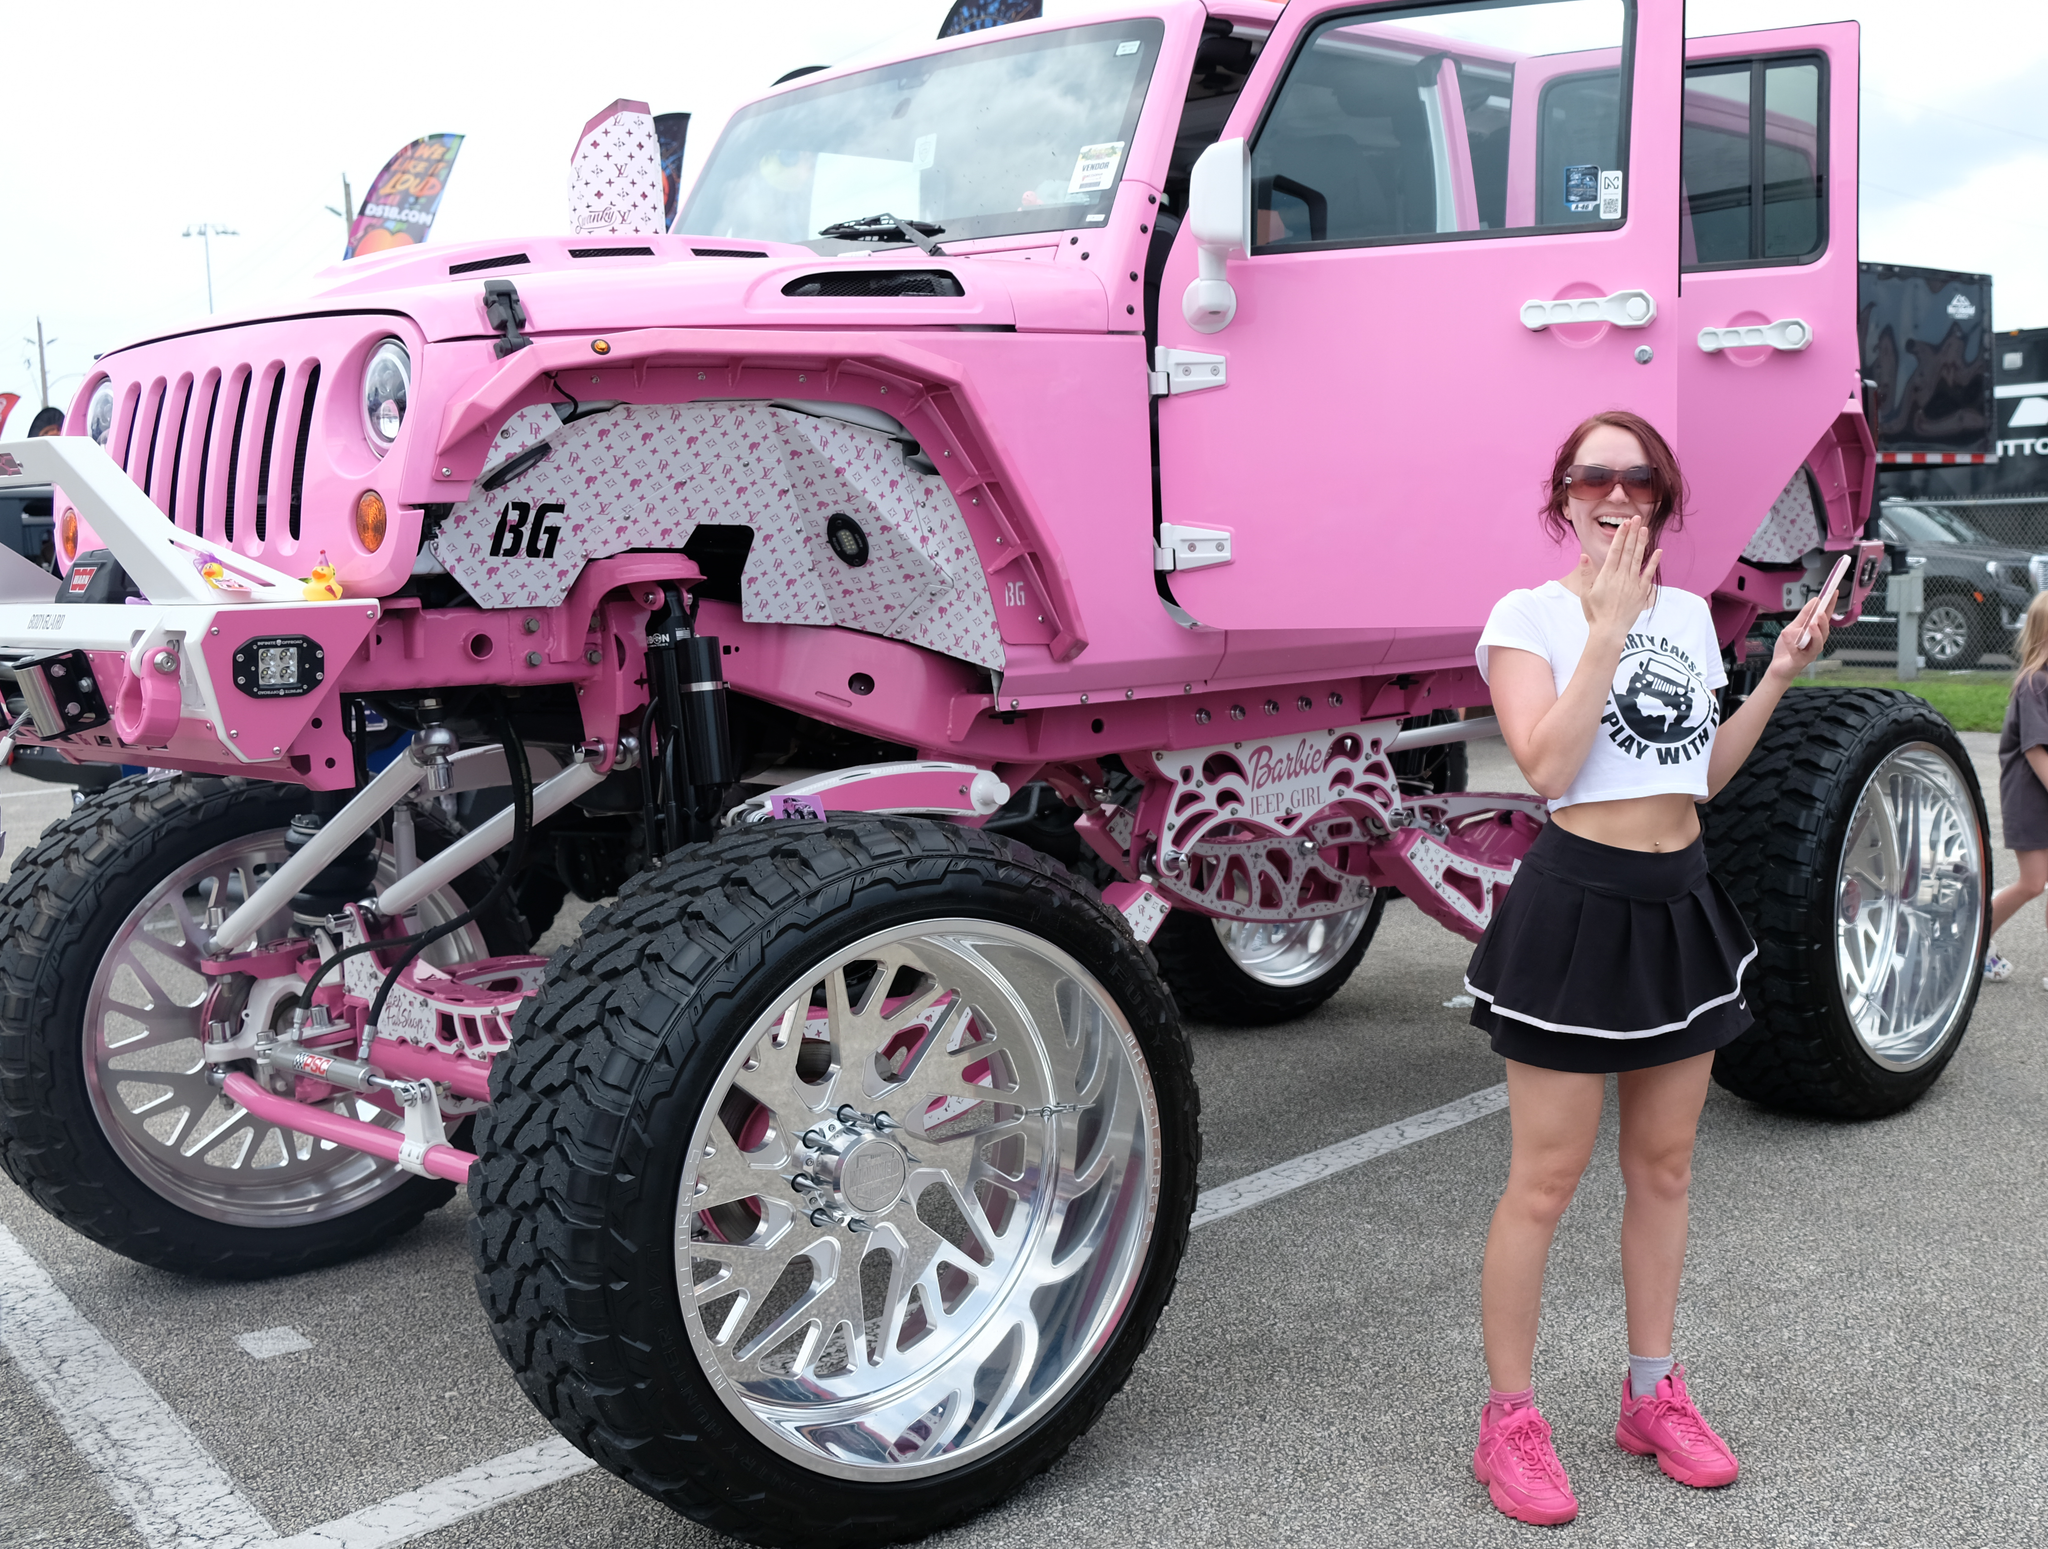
left=1859, top=261, right=1997, bottom=478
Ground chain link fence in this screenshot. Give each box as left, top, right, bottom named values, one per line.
left=1911, top=495, right=2048, bottom=552
left=1825, top=495, right=2048, bottom=670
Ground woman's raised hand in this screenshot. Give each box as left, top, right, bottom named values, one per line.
left=1769, top=586, right=1836, bottom=680
left=1577, top=514, right=1661, bottom=637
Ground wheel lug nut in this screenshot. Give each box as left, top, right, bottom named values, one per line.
left=801, top=1129, right=826, bottom=1149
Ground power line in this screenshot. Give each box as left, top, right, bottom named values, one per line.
left=1866, top=87, right=2048, bottom=151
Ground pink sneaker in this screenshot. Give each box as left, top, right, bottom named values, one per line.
left=1474, top=1400, right=1579, bottom=1525
left=1615, top=1365, right=1739, bottom=1487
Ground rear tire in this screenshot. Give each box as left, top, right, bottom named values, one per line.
left=1703, top=687, right=1987, bottom=1117
left=0, top=775, right=527, bottom=1278
left=1148, top=707, right=1463, bottom=1026
left=472, top=816, right=1198, bottom=1548
left=1151, top=894, right=1386, bottom=1026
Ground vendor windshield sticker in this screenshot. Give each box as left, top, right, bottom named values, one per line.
left=1116, top=39, right=1140, bottom=55
left=1068, top=141, right=1126, bottom=195
left=1603, top=635, right=1717, bottom=763
left=1564, top=163, right=1599, bottom=213
left=1600, top=169, right=1624, bottom=220
left=912, top=134, right=937, bottom=171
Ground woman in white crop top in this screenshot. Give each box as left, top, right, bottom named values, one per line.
left=1462, top=411, right=1840, bottom=1526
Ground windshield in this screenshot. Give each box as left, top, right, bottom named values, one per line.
left=679, top=19, right=1164, bottom=247
left=1882, top=503, right=1991, bottom=547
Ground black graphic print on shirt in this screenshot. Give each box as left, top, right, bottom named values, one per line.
left=1601, top=630, right=1718, bottom=764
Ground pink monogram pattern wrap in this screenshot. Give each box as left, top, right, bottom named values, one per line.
left=437, top=403, right=1006, bottom=670
left=568, top=99, right=666, bottom=237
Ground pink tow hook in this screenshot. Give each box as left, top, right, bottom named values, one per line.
left=219, top=1072, right=477, bottom=1184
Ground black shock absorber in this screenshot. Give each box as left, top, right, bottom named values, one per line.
left=644, top=585, right=736, bottom=853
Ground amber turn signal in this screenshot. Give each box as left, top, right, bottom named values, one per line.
left=591, top=338, right=611, bottom=355
left=355, top=490, right=388, bottom=552
left=58, top=508, right=78, bottom=564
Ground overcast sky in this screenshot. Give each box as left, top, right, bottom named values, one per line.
left=5, top=0, right=2044, bottom=422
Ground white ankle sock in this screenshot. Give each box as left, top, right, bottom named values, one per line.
left=1629, top=1354, right=1674, bottom=1399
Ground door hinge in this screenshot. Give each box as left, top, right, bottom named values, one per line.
left=1156, top=524, right=1233, bottom=572
left=1150, top=347, right=1227, bottom=396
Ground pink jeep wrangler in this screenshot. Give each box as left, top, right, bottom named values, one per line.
left=0, top=2, right=1988, bottom=1543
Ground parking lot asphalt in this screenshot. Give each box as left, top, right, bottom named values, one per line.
left=4, top=731, right=2045, bottom=1549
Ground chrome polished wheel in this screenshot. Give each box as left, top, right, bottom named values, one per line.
left=1211, top=905, right=1375, bottom=989
left=1834, top=744, right=1985, bottom=1070
left=85, top=829, right=490, bottom=1227
left=675, top=919, right=1160, bottom=1481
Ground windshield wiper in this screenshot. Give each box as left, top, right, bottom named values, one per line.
left=817, top=213, right=947, bottom=255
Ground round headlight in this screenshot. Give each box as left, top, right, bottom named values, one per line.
left=86, top=381, right=116, bottom=447
left=362, top=339, right=411, bottom=455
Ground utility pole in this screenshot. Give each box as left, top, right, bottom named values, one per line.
left=182, top=224, right=239, bottom=314
left=23, top=319, right=55, bottom=407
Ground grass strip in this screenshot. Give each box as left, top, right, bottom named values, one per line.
left=1798, top=667, right=2012, bottom=732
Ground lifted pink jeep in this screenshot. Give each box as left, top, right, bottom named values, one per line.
left=0, top=2, right=1988, bottom=1543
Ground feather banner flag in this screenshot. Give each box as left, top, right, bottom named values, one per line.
left=345, top=134, right=464, bottom=259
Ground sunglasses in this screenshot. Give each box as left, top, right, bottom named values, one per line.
left=1564, top=464, right=1661, bottom=500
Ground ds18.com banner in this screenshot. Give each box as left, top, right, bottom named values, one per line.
left=345, top=134, right=464, bottom=259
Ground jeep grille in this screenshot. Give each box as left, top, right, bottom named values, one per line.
left=92, top=317, right=403, bottom=572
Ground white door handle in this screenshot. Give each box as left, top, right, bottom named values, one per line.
left=1697, top=318, right=1813, bottom=353
left=1520, top=289, right=1656, bottom=331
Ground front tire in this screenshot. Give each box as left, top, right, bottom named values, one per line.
left=1704, top=687, right=1987, bottom=1117
left=472, top=817, right=1199, bottom=1548
left=0, top=775, right=527, bottom=1278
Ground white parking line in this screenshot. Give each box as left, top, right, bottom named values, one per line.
left=0, top=1222, right=277, bottom=1548
left=1191, top=1083, right=1510, bottom=1228
left=264, top=1439, right=596, bottom=1549
left=3, top=1082, right=1509, bottom=1549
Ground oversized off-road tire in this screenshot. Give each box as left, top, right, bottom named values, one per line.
left=472, top=816, right=1199, bottom=1548
left=1148, top=707, right=1465, bottom=1026
left=1703, top=687, right=1988, bottom=1117
left=0, top=774, right=528, bottom=1278
left=1151, top=893, right=1387, bottom=1025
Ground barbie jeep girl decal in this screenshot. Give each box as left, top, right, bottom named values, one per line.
left=1602, top=631, right=1717, bottom=764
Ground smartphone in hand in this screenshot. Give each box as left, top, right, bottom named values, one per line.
left=1800, top=551, right=1855, bottom=649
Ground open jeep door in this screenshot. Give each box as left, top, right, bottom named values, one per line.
left=1675, top=22, right=1865, bottom=592
left=1154, top=0, right=1683, bottom=635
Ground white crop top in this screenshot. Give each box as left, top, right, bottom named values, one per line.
left=1476, top=581, right=1727, bottom=813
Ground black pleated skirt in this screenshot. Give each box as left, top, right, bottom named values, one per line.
left=1464, top=821, right=1756, bottom=1074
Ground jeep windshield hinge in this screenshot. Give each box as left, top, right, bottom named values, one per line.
left=1150, top=347, right=1227, bottom=397
left=1155, top=523, right=1233, bottom=572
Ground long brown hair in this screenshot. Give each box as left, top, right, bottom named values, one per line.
left=2015, top=589, right=2048, bottom=685
left=1540, top=409, right=1690, bottom=548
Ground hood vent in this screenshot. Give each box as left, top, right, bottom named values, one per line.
left=449, top=252, right=530, bottom=275
left=569, top=246, right=655, bottom=258
left=693, top=247, right=769, bottom=258
left=782, top=270, right=964, bottom=298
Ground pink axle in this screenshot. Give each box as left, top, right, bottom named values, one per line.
left=220, top=1071, right=475, bottom=1183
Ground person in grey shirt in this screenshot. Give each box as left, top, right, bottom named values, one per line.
left=1985, top=589, right=2048, bottom=983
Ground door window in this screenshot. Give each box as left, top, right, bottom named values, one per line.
left=1681, top=54, right=1826, bottom=268
left=1250, top=0, right=1631, bottom=252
